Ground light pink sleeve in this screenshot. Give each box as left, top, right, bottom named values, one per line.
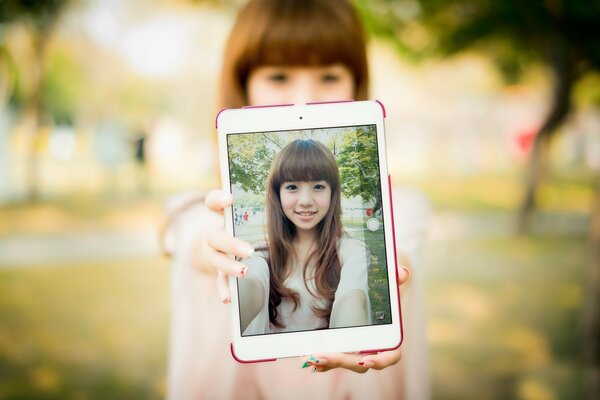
left=392, top=186, right=432, bottom=400
left=166, top=192, right=262, bottom=400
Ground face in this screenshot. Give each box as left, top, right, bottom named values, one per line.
left=247, top=64, right=355, bottom=105
left=279, top=180, right=331, bottom=232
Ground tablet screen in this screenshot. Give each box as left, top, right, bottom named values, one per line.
left=226, top=124, right=392, bottom=337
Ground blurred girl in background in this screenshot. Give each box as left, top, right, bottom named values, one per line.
left=164, top=0, right=430, bottom=398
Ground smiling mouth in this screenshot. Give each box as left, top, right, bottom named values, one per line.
left=295, top=211, right=318, bottom=216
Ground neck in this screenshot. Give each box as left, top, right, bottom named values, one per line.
left=293, top=229, right=317, bottom=264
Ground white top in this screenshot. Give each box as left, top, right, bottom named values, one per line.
left=242, top=238, right=370, bottom=335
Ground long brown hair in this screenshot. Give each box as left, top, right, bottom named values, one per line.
left=264, top=139, right=342, bottom=328
left=219, top=0, right=369, bottom=109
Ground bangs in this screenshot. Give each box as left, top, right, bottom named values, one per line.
left=273, top=140, right=339, bottom=187
left=236, top=0, right=366, bottom=85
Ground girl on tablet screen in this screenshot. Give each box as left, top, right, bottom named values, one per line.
left=240, top=139, right=370, bottom=335
left=165, top=0, right=431, bottom=398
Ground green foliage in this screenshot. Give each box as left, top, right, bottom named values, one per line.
left=41, top=48, right=84, bottom=124
left=358, top=0, right=600, bottom=82
left=337, top=125, right=382, bottom=213
left=0, top=0, right=70, bottom=31
left=227, top=133, right=284, bottom=194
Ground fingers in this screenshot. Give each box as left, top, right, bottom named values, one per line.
left=358, top=348, right=402, bottom=370
left=207, top=230, right=254, bottom=261
left=207, top=248, right=249, bottom=278
left=205, top=190, right=233, bottom=214
left=397, top=266, right=411, bottom=286
left=300, top=353, right=369, bottom=374
left=216, top=271, right=231, bottom=304
left=300, top=347, right=402, bottom=374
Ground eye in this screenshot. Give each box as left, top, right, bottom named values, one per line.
left=284, top=184, right=298, bottom=191
left=268, top=72, right=288, bottom=83
left=321, top=73, right=340, bottom=83
left=314, top=183, right=327, bottom=191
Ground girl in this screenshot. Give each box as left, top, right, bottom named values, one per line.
left=239, top=139, right=370, bottom=335
left=166, top=0, right=431, bottom=398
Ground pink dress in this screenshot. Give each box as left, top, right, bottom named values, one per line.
left=166, top=187, right=431, bottom=400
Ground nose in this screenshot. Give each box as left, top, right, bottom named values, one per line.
left=290, top=74, right=317, bottom=105
left=297, top=187, right=314, bottom=206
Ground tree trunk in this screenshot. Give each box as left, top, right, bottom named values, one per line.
left=584, top=174, right=600, bottom=399
left=24, top=30, right=49, bottom=202
left=517, top=41, right=575, bottom=234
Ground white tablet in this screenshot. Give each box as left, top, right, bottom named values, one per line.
left=216, top=100, right=402, bottom=362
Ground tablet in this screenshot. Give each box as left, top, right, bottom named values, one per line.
left=216, top=100, right=402, bottom=362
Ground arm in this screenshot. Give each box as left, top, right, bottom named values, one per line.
left=329, top=289, right=368, bottom=328
left=238, top=275, right=265, bottom=332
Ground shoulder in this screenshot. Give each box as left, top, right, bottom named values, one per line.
left=165, top=190, right=207, bottom=216
left=243, top=252, right=270, bottom=282
left=339, top=237, right=367, bottom=251
left=163, top=190, right=218, bottom=234
left=338, top=237, right=368, bottom=263
left=243, top=253, right=269, bottom=267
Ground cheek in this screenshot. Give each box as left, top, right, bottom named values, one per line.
left=335, top=78, right=355, bottom=100
left=247, top=79, right=287, bottom=106
left=318, top=193, right=332, bottom=211
left=279, top=193, right=296, bottom=210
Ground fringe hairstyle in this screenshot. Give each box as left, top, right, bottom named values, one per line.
left=219, top=0, right=369, bottom=109
left=264, top=139, right=343, bottom=328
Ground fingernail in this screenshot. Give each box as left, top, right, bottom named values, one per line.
left=238, top=246, right=254, bottom=259
left=239, top=266, right=247, bottom=277
left=301, top=361, right=309, bottom=369
left=222, top=297, right=230, bottom=304
left=311, top=366, right=318, bottom=373
left=358, top=361, right=364, bottom=366
left=362, top=360, right=375, bottom=368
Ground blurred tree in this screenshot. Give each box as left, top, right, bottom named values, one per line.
left=359, top=1, right=600, bottom=396
left=337, top=125, right=382, bottom=215
left=228, top=133, right=283, bottom=194
left=0, top=0, right=71, bottom=201
left=359, top=0, right=599, bottom=228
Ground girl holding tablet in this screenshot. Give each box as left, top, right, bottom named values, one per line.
left=239, top=139, right=370, bottom=335
left=165, top=0, right=431, bottom=398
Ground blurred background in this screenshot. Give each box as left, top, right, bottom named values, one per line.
left=0, top=0, right=598, bottom=399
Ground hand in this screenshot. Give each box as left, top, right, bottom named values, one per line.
left=200, top=189, right=255, bottom=303
left=300, top=266, right=411, bottom=373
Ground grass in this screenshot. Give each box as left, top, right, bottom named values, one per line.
left=0, top=258, right=170, bottom=400
left=403, top=170, right=595, bottom=213
left=344, top=221, right=392, bottom=325
left=426, top=230, right=587, bottom=399
left=0, top=175, right=592, bottom=398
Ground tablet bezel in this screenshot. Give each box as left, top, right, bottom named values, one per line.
left=217, top=100, right=402, bottom=362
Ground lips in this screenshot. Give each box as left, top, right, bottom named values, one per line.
left=295, top=211, right=317, bottom=216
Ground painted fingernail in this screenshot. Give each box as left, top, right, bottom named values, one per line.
left=239, top=266, right=248, bottom=277
left=358, top=361, right=364, bottom=366
left=312, top=366, right=318, bottom=373
left=301, top=361, right=309, bottom=369
left=363, top=360, right=375, bottom=368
